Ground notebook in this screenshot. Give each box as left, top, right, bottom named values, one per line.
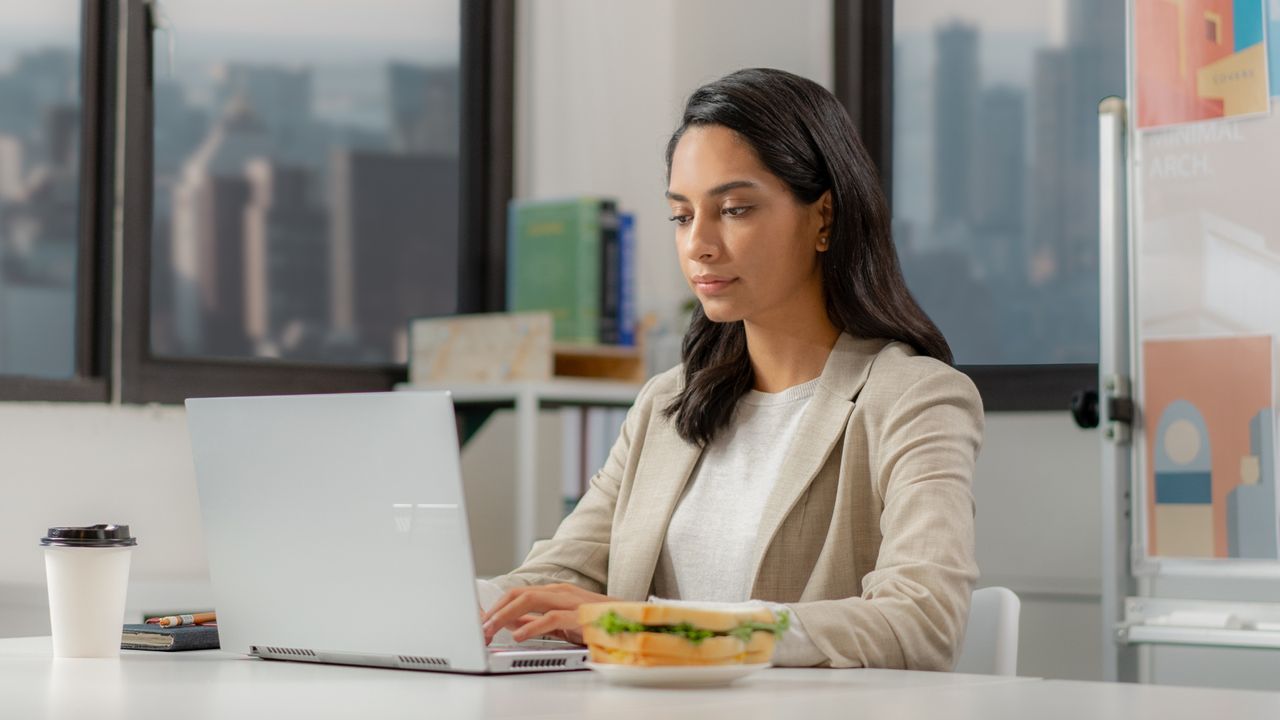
left=121, top=624, right=220, bottom=651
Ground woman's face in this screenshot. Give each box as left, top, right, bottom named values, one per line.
left=666, top=124, right=829, bottom=326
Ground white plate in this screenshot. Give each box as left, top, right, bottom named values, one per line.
left=585, top=662, right=770, bottom=688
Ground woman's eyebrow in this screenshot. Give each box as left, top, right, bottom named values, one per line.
left=665, top=179, right=759, bottom=202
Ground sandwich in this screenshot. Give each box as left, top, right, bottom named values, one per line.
left=578, top=601, right=790, bottom=666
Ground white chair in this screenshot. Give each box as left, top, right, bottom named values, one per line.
left=954, top=586, right=1021, bottom=676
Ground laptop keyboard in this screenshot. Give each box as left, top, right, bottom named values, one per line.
left=488, top=639, right=584, bottom=653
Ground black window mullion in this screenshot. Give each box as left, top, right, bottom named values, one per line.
left=76, top=0, right=111, bottom=383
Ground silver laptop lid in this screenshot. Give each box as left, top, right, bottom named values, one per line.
left=186, top=391, right=489, bottom=672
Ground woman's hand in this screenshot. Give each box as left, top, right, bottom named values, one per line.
left=480, top=583, right=615, bottom=645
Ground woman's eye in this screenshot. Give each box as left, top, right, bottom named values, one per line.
left=668, top=214, right=692, bottom=225
left=722, top=206, right=751, bottom=217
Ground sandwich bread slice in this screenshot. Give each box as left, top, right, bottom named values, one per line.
left=578, top=601, right=790, bottom=666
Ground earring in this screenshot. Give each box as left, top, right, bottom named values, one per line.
left=817, top=236, right=828, bottom=248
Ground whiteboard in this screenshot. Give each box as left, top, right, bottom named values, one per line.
left=1129, top=0, right=1280, bottom=576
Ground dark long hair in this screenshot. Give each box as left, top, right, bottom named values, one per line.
left=663, top=68, right=951, bottom=446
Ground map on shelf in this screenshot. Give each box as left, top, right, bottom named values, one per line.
left=409, top=312, right=553, bottom=384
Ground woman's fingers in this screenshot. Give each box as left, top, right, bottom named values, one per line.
left=483, top=588, right=568, bottom=642
left=483, top=593, right=537, bottom=642
left=510, top=609, right=580, bottom=643
left=482, top=584, right=569, bottom=624
left=480, top=584, right=609, bottom=644
left=480, top=587, right=522, bottom=624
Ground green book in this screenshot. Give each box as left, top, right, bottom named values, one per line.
left=507, top=197, right=617, bottom=344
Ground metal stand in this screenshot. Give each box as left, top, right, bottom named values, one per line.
left=1097, top=97, right=1140, bottom=682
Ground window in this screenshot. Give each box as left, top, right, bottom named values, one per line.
left=0, top=1, right=85, bottom=379
left=149, top=0, right=462, bottom=365
left=1205, top=13, right=1222, bottom=44
left=836, top=0, right=1124, bottom=410
left=0, top=0, right=512, bottom=404
left=0, top=0, right=108, bottom=403
left=118, top=0, right=510, bottom=402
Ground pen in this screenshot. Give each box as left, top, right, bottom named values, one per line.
left=146, top=612, right=216, bottom=627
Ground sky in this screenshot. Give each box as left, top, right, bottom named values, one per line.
left=897, top=0, right=1068, bottom=44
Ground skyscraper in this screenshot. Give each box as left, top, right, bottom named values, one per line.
left=210, top=63, right=325, bottom=169
left=1029, top=0, right=1124, bottom=287
left=0, top=134, right=23, bottom=200
left=1029, top=48, right=1069, bottom=286
left=0, top=101, right=80, bottom=378
left=932, top=21, right=979, bottom=231
left=243, top=158, right=329, bottom=358
left=211, top=63, right=313, bottom=137
left=388, top=62, right=460, bottom=157
left=972, top=85, right=1027, bottom=280
left=169, top=94, right=270, bottom=356
left=329, top=150, right=458, bottom=362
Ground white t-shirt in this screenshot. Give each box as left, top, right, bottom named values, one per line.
left=661, top=378, right=819, bottom=602
left=656, top=378, right=826, bottom=665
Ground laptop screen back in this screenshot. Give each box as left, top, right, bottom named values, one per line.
left=186, top=391, right=489, bottom=672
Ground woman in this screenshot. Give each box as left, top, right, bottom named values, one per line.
left=480, top=68, right=983, bottom=670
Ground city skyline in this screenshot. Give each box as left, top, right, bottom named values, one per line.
left=0, top=35, right=463, bottom=373
left=154, top=53, right=461, bottom=364
left=3, top=0, right=1123, bottom=374
left=0, top=44, right=81, bottom=378
left=894, top=0, right=1123, bottom=365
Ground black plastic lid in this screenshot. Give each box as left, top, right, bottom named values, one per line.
left=40, top=524, right=137, bottom=548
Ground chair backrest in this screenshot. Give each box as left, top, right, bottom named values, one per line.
left=953, top=586, right=1021, bottom=676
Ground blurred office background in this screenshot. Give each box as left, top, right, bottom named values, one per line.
left=2, top=0, right=1277, bottom=689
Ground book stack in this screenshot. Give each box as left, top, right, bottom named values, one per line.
left=507, top=197, right=637, bottom=347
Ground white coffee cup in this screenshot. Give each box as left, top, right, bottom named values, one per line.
left=41, top=525, right=137, bottom=658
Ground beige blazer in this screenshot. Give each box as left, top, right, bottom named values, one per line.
left=491, top=333, right=984, bottom=670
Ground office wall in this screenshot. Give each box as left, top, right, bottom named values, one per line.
left=515, top=0, right=833, bottom=329
left=976, top=413, right=1103, bottom=680
left=0, top=403, right=206, bottom=636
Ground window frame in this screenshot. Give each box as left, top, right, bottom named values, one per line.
left=0, top=0, right=112, bottom=402
left=110, top=0, right=513, bottom=404
left=834, top=0, right=1097, bottom=413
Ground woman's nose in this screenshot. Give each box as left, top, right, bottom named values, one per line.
left=683, top=217, right=719, bottom=261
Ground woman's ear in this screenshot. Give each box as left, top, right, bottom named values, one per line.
left=815, top=190, right=834, bottom=251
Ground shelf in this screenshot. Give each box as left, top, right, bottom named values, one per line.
left=395, top=378, right=642, bottom=406
left=1121, top=596, right=1280, bottom=651
left=1121, top=625, right=1280, bottom=650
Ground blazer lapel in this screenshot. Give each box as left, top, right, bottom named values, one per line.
left=609, top=387, right=703, bottom=600
left=747, top=334, right=888, bottom=590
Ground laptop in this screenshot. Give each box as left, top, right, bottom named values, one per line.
left=185, top=391, right=589, bottom=674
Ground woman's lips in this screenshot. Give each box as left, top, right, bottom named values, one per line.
left=692, top=277, right=737, bottom=295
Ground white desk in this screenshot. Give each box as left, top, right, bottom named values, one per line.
left=5, top=636, right=1280, bottom=719
left=397, top=379, right=641, bottom=565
